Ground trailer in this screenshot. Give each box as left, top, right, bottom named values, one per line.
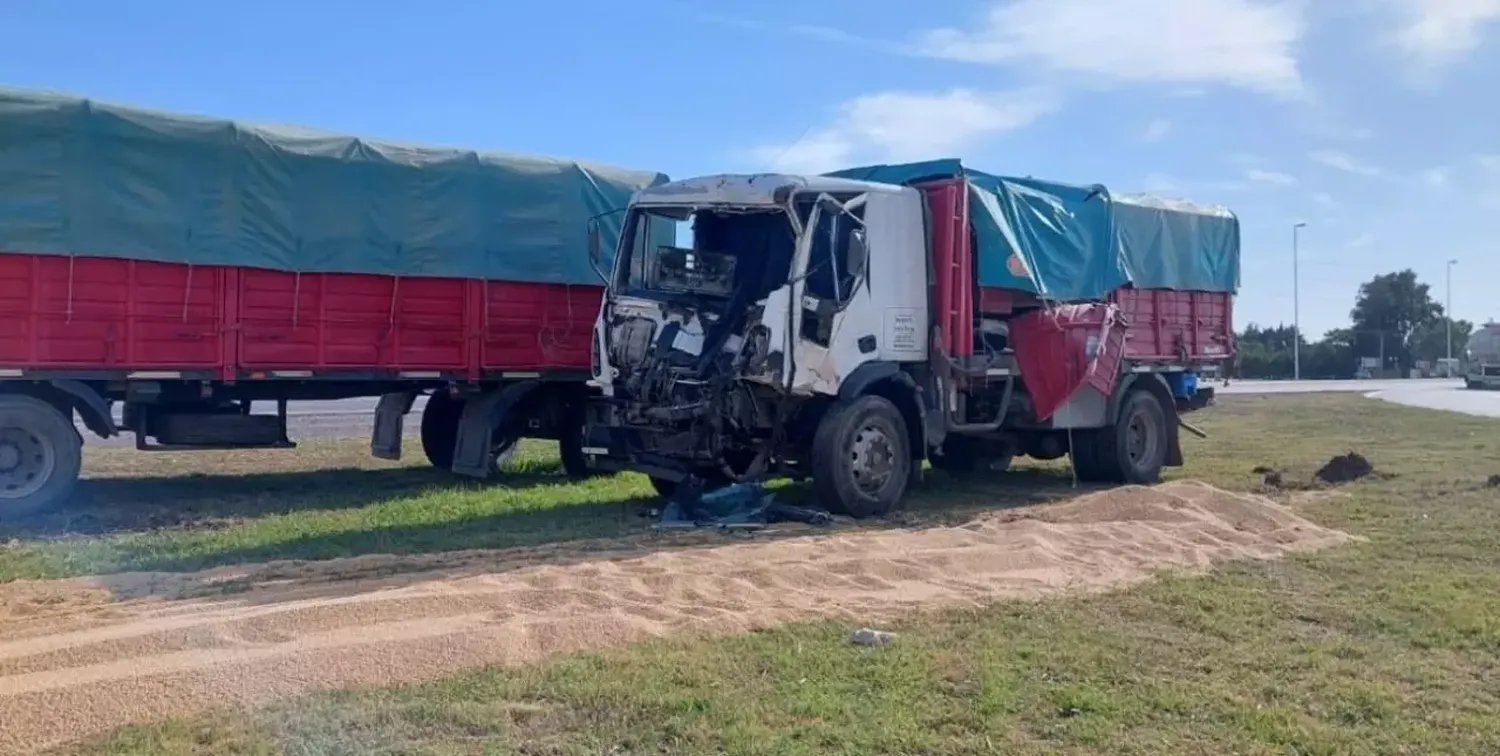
left=0, top=88, right=670, bottom=516
left=583, top=159, right=1236, bottom=516
left=1465, top=323, right=1500, bottom=389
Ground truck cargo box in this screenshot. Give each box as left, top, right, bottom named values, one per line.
left=828, top=158, right=1240, bottom=300
left=0, top=89, right=669, bottom=378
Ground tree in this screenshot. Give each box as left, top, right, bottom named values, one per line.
left=1349, top=270, right=1442, bottom=371
left=1409, top=317, right=1474, bottom=364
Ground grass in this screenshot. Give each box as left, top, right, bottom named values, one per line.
left=11, top=394, right=1500, bottom=754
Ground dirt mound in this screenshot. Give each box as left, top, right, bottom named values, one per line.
left=0, top=481, right=1354, bottom=754
left=1314, top=452, right=1375, bottom=485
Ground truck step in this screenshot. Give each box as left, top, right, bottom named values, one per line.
left=142, top=413, right=293, bottom=449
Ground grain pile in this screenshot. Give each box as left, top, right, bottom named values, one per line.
left=0, top=480, right=1354, bottom=753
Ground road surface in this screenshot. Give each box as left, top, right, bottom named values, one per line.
left=83, top=378, right=1496, bottom=446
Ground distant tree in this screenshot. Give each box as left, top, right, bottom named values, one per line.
left=1349, top=270, right=1442, bottom=371
left=1409, top=317, right=1474, bottom=363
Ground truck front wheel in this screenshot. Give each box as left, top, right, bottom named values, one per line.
left=811, top=395, right=912, bottom=518
left=0, top=395, right=82, bottom=518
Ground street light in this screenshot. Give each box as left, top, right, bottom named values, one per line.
left=1446, top=259, right=1458, bottom=362
left=1293, top=222, right=1306, bottom=380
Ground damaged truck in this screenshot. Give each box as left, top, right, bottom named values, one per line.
left=581, top=159, right=1238, bottom=517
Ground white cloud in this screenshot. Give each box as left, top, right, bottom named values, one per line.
left=1477, top=153, right=1500, bottom=172
left=1226, top=152, right=1266, bottom=165
left=915, top=0, right=1306, bottom=96
left=1384, top=0, right=1500, bottom=66
left=1142, top=119, right=1172, bottom=142
left=1311, top=192, right=1338, bottom=207
left=1308, top=149, right=1384, bottom=177
left=1422, top=166, right=1450, bottom=186
left=1246, top=168, right=1298, bottom=185
left=747, top=88, right=1060, bottom=174
left=1347, top=232, right=1376, bottom=249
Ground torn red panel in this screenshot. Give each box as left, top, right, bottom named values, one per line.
left=1011, top=303, right=1126, bottom=422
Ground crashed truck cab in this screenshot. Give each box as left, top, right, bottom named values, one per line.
left=581, top=163, right=1237, bottom=519
left=581, top=174, right=930, bottom=510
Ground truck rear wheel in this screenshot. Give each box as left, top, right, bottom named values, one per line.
left=1071, top=388, right=1168, bottom=485
left=812, top=395, right=911, bottom=518
left=0, top=395, right=82, bottom=518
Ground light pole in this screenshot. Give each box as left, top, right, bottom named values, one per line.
left=1293, top=222, right=1306, bottom=380
left=1446, top=259, right=1458, bottom=363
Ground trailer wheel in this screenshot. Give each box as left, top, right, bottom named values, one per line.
left=421, top=393, right=518, bottom=473
left=0, top=395, right=82, bottom=518
left=812, top=395, right=911, bottom=518
left=420, top=393, right=464, bottom=471
left=557, top=402, right=599, bottom=479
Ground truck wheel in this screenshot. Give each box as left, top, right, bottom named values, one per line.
left=0, top=395, right=82, bottom=518
left=811, top=395, right=912, bottom=518
left=557, top=403, right=599, bottom=479
left=1077, top=389, right=1168, bottom=485
left=422, top=393, right=519, bottom=473
left=420, top=393, right=463, bottom=471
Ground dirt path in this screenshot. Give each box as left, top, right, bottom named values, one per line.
left=0, top=481, right=1354, bottom=754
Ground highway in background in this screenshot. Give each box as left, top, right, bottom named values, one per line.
left=87, top=378, right=1496, bottom=446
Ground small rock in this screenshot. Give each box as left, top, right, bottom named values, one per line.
left=1486, top=474, right=1500, bottom=488
left=850, top=627, right=897, bottom=647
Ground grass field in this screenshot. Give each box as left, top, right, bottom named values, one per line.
left=9, top=394, right=1500, bottom=755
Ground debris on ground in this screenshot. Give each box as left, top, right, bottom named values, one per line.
left=1486, top=474, right=1500, bottom=488
left=1314, top=452, right=1375, bottom=485
left=653, top=481, right=834, bottom=531
left=850, top=627, right=898, bottom=647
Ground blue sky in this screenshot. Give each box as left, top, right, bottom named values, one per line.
left=4, top=0, right=1498, bottom=338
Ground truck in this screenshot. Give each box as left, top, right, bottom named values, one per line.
left=0, top=88, right=671, bottom=517
left=581, top=159, right=1237, bottom=517
left=1465, top=323, right=1500, bottom=389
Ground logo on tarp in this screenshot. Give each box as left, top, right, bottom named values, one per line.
left=1006, top=252, right=1030, bottom=278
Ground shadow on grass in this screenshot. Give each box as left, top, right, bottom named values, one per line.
left=0, top=462, right=571, bottom=539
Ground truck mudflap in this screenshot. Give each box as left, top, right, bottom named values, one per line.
left=1010, top=303, right=1127, bottom=421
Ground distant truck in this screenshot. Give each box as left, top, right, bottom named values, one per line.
left=1465, top=323, right=1500, bottom=390
left=0, top=88, right=671, bottom=517
left=582, top=160, right=1236, bottom=517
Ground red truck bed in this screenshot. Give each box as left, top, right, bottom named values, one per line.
left=0, top=252, right=598, bottom=380
left=920, top=178, right=1234, bottom=365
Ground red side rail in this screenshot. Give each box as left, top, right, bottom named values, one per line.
left=917, top=179, right=974, bottom=359
left=0, top=252, right=599, bottom=376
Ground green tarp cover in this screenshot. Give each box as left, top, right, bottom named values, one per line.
left=828, top=159, right=1240, bottom=301
left=0, top=88, right=669, bottom=283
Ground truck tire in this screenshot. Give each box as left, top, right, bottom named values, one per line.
left=421, top=393, right=518, bottom=473
left=811, top=395, right=912, bottom=518
left=420, top=393, right=463, bottom=471
left=557, top=403, right=599, bottom=480
left=1072, top=389, right=1168, bottom=485
left=0, top=395, right=83, bottom=518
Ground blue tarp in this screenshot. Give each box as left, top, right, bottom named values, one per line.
left=827, top=159, right=1240, bottom=301
left=0, top=88, right=670, bottom=283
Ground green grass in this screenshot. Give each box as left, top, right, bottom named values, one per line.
left=18, top=394, right=1500, bottom=754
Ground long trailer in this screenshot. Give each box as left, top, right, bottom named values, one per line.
left=0, top=89, right=669, bottom=516
left=584, top=159, right=1236, bottom=516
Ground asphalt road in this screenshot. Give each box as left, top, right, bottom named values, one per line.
left=83, top=377, right=1497, bottom=446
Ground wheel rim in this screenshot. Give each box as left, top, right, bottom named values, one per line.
left=1125, top=409, right=1159, bottom=468
left=849, top=423, right=896, bottom=494
left=0, top=426, right=56, bottom=501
